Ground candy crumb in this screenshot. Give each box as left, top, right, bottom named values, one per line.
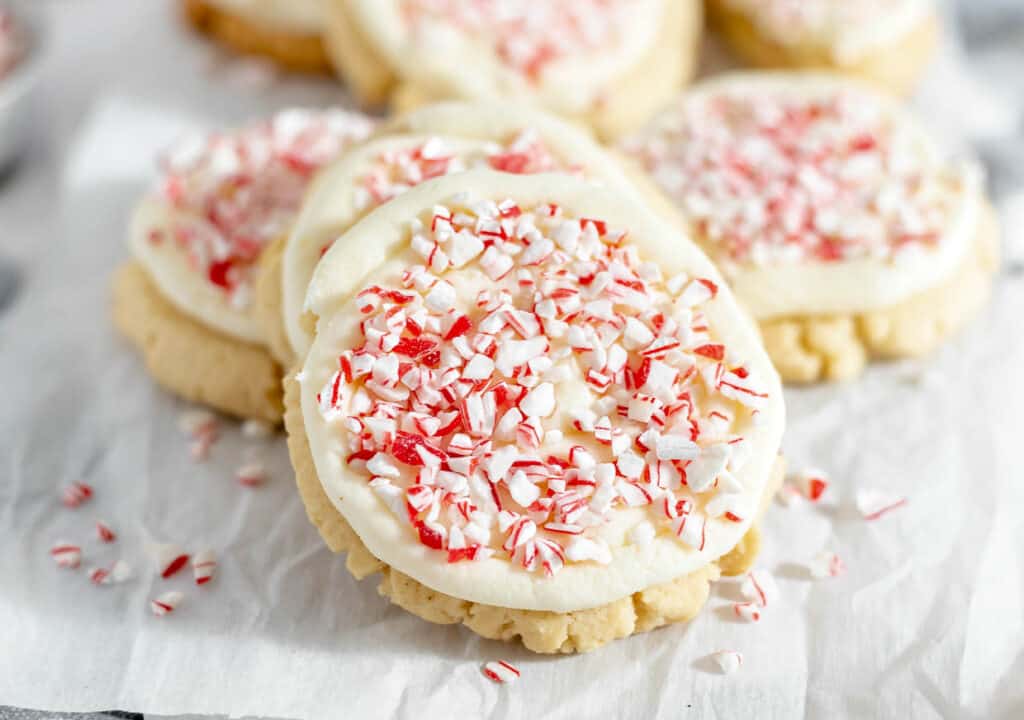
left=61, top=481, right=94, bottom=508
left=740, top=569, right=778, bottom=608
left=51, top=542, right=81, bottom=569
left=482, top=660, right=520, bottom=685
left=856, top=489, right=907, bottom=521
left=809, top=551, right=845, bottom=579
left=236, top=462, right=266, bottom=487
left=152, top=544, right=190, bottom=579
left=712, top=650, right=743, bottom=674
left=150, top=591, right=184, bottom=616
left=96, top=520, right=117, bottom=543
left=192, top=549, right=217, bottom=585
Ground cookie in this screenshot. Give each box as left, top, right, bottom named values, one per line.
left=256, top=101, right=679, bottom=368
left=287, top=169, right=786, bottom=652
left=115, top=109, right=374, bottom=420
left=182, top=0, right=332, bottom=74
left=621, top=73, right=999, bottom=383
left=322, top=0, right=703, bottom=140
left=112, top=262, right=283, bottom=422
left=706, top=0, right=939, bottom=94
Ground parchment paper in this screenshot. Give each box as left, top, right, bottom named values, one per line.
left=1, top=2, right=1022, bottom=718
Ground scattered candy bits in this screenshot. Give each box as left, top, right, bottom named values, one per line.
left=150, top=591, right=185, bottom=617
left=236, top=461, right=266, bottom=488
left=740, top=569, right=778, bottom=608
left=712, top=650, right=743, bottom=675
left=51, top=542, right=82, bottom=569
left=809, top=551, right=845, bottom=579
left=856, top=489, right=907, bottom=521
left=95, top=520, right=117, bottom=543
left=482, top=660, right=520, bottom=685
left=61, top=481, right=93, bottom=508
left=153, top=544, right=190, bottom=579
left=192, top=549, right=217, bottom=585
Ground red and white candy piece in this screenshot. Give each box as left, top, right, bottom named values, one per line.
left=856, top=489, right=907, bottom=521
left=740, top=569, right=778, bottom=608
left=192, top=549, right=217, bottom=585
left=482, top=660, right=520, bottom=685
left=150, top=591, right=184, bottom=616
left=809, top=551, right=845, bottom=579
left=96, top=520, right=117, bottom=543
left=711, top=650, right=743, bottom=675
left=153, top=544, right=190, bottom=579
left=733, top=602, right=762, bottom=622
left=236, top=461, right=266, bottom=487
left=50, top=541, right=81, bottom=569
left=793, top=468, right=829, bottom=502
left=61, top=481, right=93, bottom=508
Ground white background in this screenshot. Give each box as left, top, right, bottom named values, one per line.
left=1, top=1, right=1022, bottom=718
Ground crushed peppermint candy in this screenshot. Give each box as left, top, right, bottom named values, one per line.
left=733, top=601, right=762, bottom=622
left=356, top=132, right=569, bottom=213
left=711, top=650, right=743, bottom=674
left=720, top=0, right=919, bottom=52
left=152, top=544, right=190, bottom=579
left=61, top=481, right=93, bottom=508
left=150, top=591, right=185, bottom=617
left=740, top=569, right=778, bottom=607
left=317, top=196, right=770, bottom=578
left=0, top=9, right=24, bottom=81
left=147, top=109, right=374, bottom=308
left=793, top=467, right=829, bottom=502
left=89, top=560, right=132, bottom=585
left=856, top=489, right=907, bottom=521
left=482, top=660, right=520, bottom=685
left=96, top=520, right=117, bottom=543
left=403, top=0, right=638, bottom=81
left=624, top=84, right=964, bottom=266
left=192, top=549, right=217, bottom=585
left=51, top=542, right=82, bottom=569
left=236, top=461, right=267, bottom=487
left=809, top=550, right=845, bottom=579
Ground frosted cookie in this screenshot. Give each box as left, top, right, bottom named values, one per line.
left=706, top=0, right=939, bottom=94
left=622, top=73, right=999, bottom=383
left=287, top=170, right=786, bottom=653
left=182, top=0, right=332, bottom=73
left=258, top=102, right=661, bottom=367
left=323, top=0, right=702, bottom=140
left=112, top=108, right=375, bottom=422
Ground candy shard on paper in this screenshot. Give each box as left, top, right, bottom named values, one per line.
left=192, top=549, right=217, bottom=585
left=856, top=489, right=907, bottom=521
left=482, top=660, right=520, bottom=685
left=150, top=591, right=184, bottom=616
left=236, top=461, right=266, bottom=487
left=793, top=467, right=829, bottom=502
left=152, top=544, right=190, bottom=579
left=740, top=569, right=778, bottom=608
left=733, top=602, right=761, bottom=622
left=96, top=520, right=117, bottom=543
left=809, top=551, right=845, bottom=579
left=51, top=542, right=81, bottom=569
left=61, top=481, right=94, bottom=508
left=712, top=650, right=743, bottom=675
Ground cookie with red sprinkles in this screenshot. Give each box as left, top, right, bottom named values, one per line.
left=324, top=0, right=702, bottom=139
left=285, top=170, right=786, bottom=653
left=622, top=73, right=999, bottom=383
left=113, top=108, right=375, bottom=422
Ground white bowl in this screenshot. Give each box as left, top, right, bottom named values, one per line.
left=0, top=2, right=44, bottom=175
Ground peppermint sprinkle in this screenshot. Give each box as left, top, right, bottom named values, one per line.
left=153, top=544, right=190, bottom=579
left=51, top=542, right=82, bottom=569
left=150, top=591, right=184, bottom=617
left=711, top=650, right=743, bottom=675
left=856, top=489, right=907, bottom=521
left=809, top=551, right=845, bottom=579
left=96, top=521, right=117, bottom=543
left=61, top=482, right=93, bottom=508
left=740, top=569, right=778, bottom=608
left=482, top=660, right=520, bottom=685
left=192, top=549, right=217, bottom=585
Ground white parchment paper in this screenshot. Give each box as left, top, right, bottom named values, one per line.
left=1, top=2, right=1022, bottom=718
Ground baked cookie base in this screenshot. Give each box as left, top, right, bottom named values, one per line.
left=253, top=233, right=295, bottom=368
left=112, top=262, right=284, bottom=423
left=326, top=0, right=702, bottom=140
left=760, top=204, right=1000, bottom=383
left=182, top=0, right=332, bottom=74
left=706, top=0, right=939, bottom=96
left=283, top=372, right=782, bottom=654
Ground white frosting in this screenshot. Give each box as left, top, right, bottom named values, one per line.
left=347, top=0, right=663, bottom=114
left=282, top=101, right=659, bottom=359
left=206, top=0, right=326, bottom=34
left=300, top=171, right=785, bottom=612
left=128, top=108, right=374, bottom=344
left=624, top=73, right=982, bottom=320
left=720, top=0, right=934, bottom=63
